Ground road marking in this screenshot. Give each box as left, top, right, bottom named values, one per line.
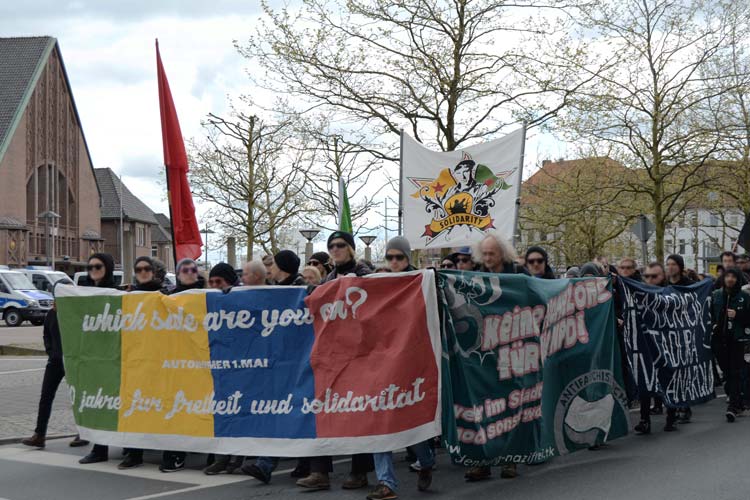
left=0, top=446, right=248, bottom=486
left=0, top=368, right=45, bottom=375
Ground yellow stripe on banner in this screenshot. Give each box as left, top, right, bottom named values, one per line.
left=118, top=293, right=214, bottom=437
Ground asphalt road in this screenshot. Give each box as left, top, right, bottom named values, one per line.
left=0, top=325, right=43, bottom=347
left=0, top=395, right=748, bottom=500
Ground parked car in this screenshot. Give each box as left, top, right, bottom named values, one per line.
left=0, top=270, right=54, bottom=327
left=21, top=268, right=74, bottom=293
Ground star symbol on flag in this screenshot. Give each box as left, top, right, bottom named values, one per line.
left=433, top=181, right=445, bottom=193
left=422, top=225, right=437, bottom=238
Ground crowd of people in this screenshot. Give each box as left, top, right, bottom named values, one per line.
left=18, top=230, right=749, bottom=500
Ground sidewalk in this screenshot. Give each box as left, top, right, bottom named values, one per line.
left=0, top=357, right=77, bottom=442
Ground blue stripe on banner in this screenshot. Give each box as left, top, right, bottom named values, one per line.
left=206, top=288, right=317, bottom=438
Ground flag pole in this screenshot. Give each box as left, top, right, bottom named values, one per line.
left=398, top=128, right=404, bottom=236
left=512, top=122, right=527, bottom=249
left=156, top=39, right=179, bottom=271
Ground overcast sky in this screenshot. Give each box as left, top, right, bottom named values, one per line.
left=2, top=1, right=566, bottom=260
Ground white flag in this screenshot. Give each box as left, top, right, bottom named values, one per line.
left=402, top=128, right=524, bottom=249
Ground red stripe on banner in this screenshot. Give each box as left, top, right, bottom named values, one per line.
left=306, top=273, right=439, bottom=438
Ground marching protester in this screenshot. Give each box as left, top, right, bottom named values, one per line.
left=565, top=266, right=581, bottom=278
left=524, top=246, right=555, bottom=279
left=634, top=262, right=669, bottom=433
left=365, top=236, right=435, bottom=500
left=244, top=249, right=310, bottom=485
left=78, top=253, right=119, bottom=465
left=580, top=262, right=602, bottom=278
left=241, top=260, right=267, bottom=286
left=204, top=263, right=243, bottom=476
left=297, top=231, right=375, bottom=491
left=454, top=247, right=476, bottom=271
left=307, top=251, right=333, bottom=277
left=302, top=265, right=322, bottom=285
left=117, top=257, right=171, bottom=470
left=464, top=233, right=527, bottom=483
left=173, top=258, right=205, bottom=292
left=616, top=257, right=640, bottom=281
left=440, top=254, right=456, bottom=269
left=711, top=268, right=750, bottom=422
left=262, top=255, right=276, bottom=284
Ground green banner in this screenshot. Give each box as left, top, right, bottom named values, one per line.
left=438, top=271, right=629, bottom=466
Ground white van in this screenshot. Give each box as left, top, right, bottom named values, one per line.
left=22, top=269, right=74, bottom=293
left=0, top=270, right=54, bottom=326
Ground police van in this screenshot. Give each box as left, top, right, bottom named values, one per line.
left=0, top=270, right=54, bottom=327
left=21, top=267, right=74, bottom=293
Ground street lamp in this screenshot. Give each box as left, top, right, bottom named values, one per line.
left=202, top=226, right=215, bottom=269
left=38, top=211, right=61, bottom=269
left=299, top=229, right=320, bottom=263
left=359, top=235, right=376, bottom=262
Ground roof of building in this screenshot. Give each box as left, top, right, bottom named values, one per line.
left=151, top=213, right=172, bottom=243
left=0, top=215, right=26, bottom=230
left=94, top=168, right=158, bottom=224
left=0, top=37, right=98, bottom=189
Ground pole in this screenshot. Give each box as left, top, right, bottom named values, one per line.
left=384, top=197, right=389, bottom=244
left=45, top=217, right=50, bottom=268
left=119, top=174, right=124, bottom=269
left=51, top=218, right=55, bottom=271
left=640, top=215, right=649, bottom=265
left=398, top=129, right=404, bottom=236
left=512, top=122, right=527, bottom=249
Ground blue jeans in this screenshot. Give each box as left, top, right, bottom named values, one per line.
left=256, top=456, right=279, bottom=475
left=374, top=441, right=434, bottom=491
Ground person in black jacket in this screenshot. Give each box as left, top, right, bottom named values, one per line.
left=525, top=246, right=555, bottom=279
left=172, top=258, right=206, bottom=293
left=296, top=231, right=374, bottom=492
left=76, top=253, right=119, bottom=465
left=117, top=257, right=171, bottom=471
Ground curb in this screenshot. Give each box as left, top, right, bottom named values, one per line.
left=0, top=345, right=46, bottom=356
left=0, top=434, right=77, bottom=446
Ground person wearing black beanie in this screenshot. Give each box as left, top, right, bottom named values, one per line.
left=327, top=230, right=356, bottom=250
left=320, top=231, right=370, bottom=283
left=208, top=262, right=237, bottom=289
left=308, top=251, right=332, bottom=275
left=525, top=246, right=555, bottom=279
left=269, top=250, right=305, bottom=286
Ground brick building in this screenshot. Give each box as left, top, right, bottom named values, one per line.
left=0, top=36, right=102, bottom=272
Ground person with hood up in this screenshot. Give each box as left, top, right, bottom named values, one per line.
left=711, top=267, right=750, bottom=422
left=525, top=246, right=555, bottom=279
left=77, top=254, right=119, bottom=465
left=297, top=231, right=374, bottom=492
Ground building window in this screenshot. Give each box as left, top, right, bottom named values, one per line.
left=665, top=239, right=673, bottom=253
left=136, top=225, right=146, bottom=247
left=151, top=245, right=158, bottom=258
left=709, top=212, right=719, bottom=226
left=679, top=239, right=686, bottom=254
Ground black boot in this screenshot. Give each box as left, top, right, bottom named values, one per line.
left=634, top=419, right=651, bottom=434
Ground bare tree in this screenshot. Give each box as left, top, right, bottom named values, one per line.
left=558, top=0, right=746, bottom=261
left=240, top=0, right=605, bottom=154
left=188, top=105, right=317, bottom=260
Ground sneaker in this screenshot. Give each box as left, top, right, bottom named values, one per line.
left=225, top=456, right=244, bottom=474
left=21, top=433, right=45, bottom=448
left=367, top=483, right=398, bottom=500
left=634, top=419, right=651, bottom=435
left=342, top=472, right=369, bottom=489
left=464, top=466, right=491, bottom=482
left=500, top=463, right=518, bottom=479
left=296, top=472, right=331, bottom=490
left=242, top=463, right=271, bottom=484
left=69, top=435, right=89, bottom=447
left=409, top=460, right=422, bottom=472
left=79, top=451, right=108, bottom=464
left=118, top=454, right=143, bottom=470
left=203, top=455, right=230, bottom=475
left=160, top=455, right=185, bottom=473
left=726, top=407, right=737, bottom=423
left=417, top=469, right=432, bottom=491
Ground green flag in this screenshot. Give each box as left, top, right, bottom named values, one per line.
left=338, top=178, right=353, bottom=233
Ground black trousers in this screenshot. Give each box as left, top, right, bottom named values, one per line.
left=310, top=454, right=374, bottom=474
left=34, top=357, right=65, bottom=436
left=713, top=334, right=745, bottom=407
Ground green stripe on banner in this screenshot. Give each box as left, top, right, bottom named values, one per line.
left=57, top=295, right=123, bottom=432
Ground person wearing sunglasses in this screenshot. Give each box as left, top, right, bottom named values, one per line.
left=367, top=236, right=436, bottom=500
left=616, top=257, right=640, bottom=281
left=21, top=254, right=116, bottom=453
left=306, top=251, right=332, bottom=277
left=453, top=247, right=476, bottom=271
left=172, top=258, right=205, bottom=293
left=524, top=246, right=555, bottom=279
left=117, top=257, right=170, bottom=471
left=297, top=231, right=374, bottom=492
left=77, top=254, right=119, bottom=465
left=440, top=255, right=456, bottom=269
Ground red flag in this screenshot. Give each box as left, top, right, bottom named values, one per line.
left=156, top=40, right=202, bottom=263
